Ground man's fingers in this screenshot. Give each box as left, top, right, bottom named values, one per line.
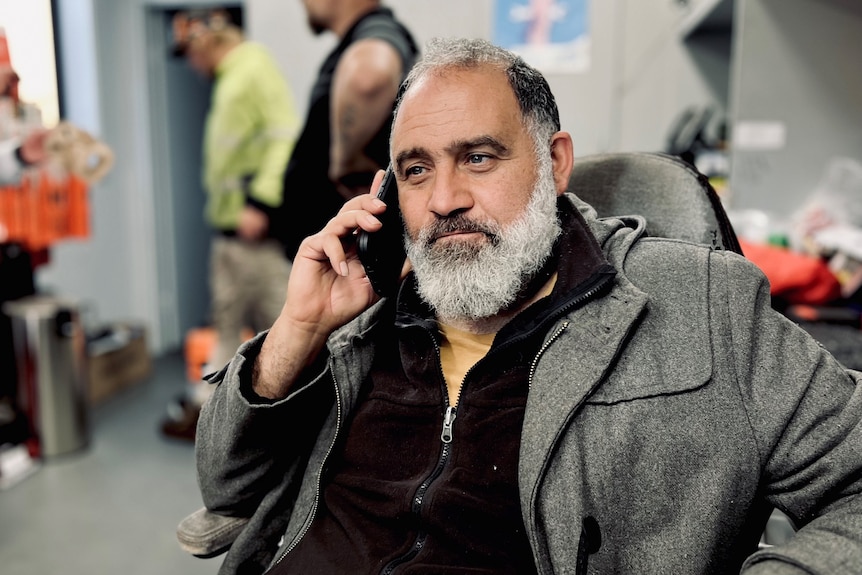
left=314, top=231, right=349, bottom=276
left=322, top=193, right=387, bottom=237
left=295, top=191, right=388, bottom=280
left=299, top=206, right=382, bottom=268
left=368, top=169, right=386, bottom=197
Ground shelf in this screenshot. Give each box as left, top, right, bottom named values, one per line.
left=679, top=0, right=735, bottom=39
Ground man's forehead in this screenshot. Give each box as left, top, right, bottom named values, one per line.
left=406, top=65, right=511, bottom=100
left=392, top=68, right=523, bottom=151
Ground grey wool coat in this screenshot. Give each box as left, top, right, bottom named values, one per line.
left=197, top=194, right=862, bottom=575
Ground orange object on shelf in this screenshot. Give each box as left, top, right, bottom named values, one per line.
left=0, top=169, right=89, bottom=251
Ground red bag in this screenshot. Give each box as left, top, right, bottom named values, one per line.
left=740, top=240, right=841, bottom=305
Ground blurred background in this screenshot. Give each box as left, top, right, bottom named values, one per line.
left=0, top=0, right=860, bottom=573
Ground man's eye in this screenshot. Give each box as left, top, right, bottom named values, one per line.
left=467, top=154, right=489, bottom=164
left=405, top=165, right=425, bottom=177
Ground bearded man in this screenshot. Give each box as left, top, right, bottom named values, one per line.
left=196, top=38, right=862, bottom=575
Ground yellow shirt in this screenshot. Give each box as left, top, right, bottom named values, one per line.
left=438, top=324, right=494, bottom=406
left=438, top=273, right=558, bottom=405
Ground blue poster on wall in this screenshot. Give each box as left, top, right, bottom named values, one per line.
left=493, top=0, right=590, bottom=74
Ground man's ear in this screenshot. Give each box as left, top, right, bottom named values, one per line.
left=549, top=131, right=574, bottom=196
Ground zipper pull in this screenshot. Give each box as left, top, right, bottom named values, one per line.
left=441, top=406, right=457, bottom=444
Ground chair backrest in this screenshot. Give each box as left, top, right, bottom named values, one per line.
left=568, top=152, right=743, bottom=255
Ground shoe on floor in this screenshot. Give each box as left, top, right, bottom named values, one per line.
left=160, top=396, right=200, bottom=443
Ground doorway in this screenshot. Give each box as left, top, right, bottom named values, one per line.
left=145, top=4, right=244, bottom=351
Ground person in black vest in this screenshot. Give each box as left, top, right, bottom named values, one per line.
left=275, top=0, right=418, bottom=259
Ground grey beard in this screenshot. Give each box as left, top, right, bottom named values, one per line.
left=406, top=163, right=561, bottom=322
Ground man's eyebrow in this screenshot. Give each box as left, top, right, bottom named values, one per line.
left=394, top=147, right=432, bottom=174
left=446, top=135, right=510, bottom=157
left=393, top=136, right=511, bottom=174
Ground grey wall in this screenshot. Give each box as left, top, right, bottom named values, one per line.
left=615, top=0, right=732, bottom=153
left=729, top=0, right=862, bottom=215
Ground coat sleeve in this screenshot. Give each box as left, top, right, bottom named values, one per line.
left=715, top=252, right=862, bottom=574
left=195, top=331, right=333, bottom=517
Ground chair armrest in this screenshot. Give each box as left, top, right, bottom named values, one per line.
left=177, top=507, right=250, bottom=558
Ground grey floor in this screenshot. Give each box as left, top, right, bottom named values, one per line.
left=0, top=351, right=224, bottom=575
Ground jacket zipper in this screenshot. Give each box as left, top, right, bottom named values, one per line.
left=380, top=399, right=457, bottom=575
left=379, top=432, right=451, bottom=575
left=380, top=327, right=465, bottom=574
left=544, top=270, right=615, bottom=329
left=441, top=405, right=457, bottom=443
left=528, top=321, right=569, bottom=390
left=496, top=269, right=615, bottom=393
left=270, top=367, right=344, bottom=567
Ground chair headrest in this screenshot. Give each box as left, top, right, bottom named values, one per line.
left=568, top=152, right=742, bottom=254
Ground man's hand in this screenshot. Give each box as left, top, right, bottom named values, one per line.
left=237, top=205, right=270, bottom=241
left=20, top=129, right=49, bottom=165
left=252, top=171, right=389, bottom=399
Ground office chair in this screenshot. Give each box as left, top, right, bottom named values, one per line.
left=568, top=151, right=742, bottom=254
left=176, top=151, right=745, bottom=559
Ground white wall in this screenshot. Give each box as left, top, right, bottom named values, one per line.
left=247, top=0, right=623, bottom=157
left=246, top=1, right=493, bottom=122
left=37, top=0, right=150, bottom=338
left=41, top=0, right=695, bottom=355
left=615, top=0, right=729, bottom=153
left=248, top=0, right=722, bottom=160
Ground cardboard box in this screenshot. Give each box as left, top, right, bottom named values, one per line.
left=87, top=323, right=152, bottom=404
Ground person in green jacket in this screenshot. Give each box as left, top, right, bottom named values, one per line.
left=163, top=9, right=299, bottom=440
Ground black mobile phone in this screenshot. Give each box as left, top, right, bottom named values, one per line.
left=357, top=166, right=407, bottom=297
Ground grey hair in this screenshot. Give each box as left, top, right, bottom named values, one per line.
left=392, top=37, right=561, bottom=154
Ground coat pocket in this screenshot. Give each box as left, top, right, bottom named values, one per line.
left=576, top=516, right=602, bottom=574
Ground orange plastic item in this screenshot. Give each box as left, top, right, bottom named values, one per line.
left=184, top=327, right=217, bottom=382
left=184, top=326, right=255, bottom=382
left=0, top=170, right=90, bottom=251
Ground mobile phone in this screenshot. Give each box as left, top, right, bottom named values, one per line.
left=357, top=166, right=407, bottom=297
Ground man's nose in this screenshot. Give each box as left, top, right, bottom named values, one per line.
left=427, top=168, right=474, bottom=217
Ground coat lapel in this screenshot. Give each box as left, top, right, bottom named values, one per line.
left=518, top=281, right=648, bottom=565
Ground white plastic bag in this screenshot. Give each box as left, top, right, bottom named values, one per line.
left=791, top=157, right=862, bottom=253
